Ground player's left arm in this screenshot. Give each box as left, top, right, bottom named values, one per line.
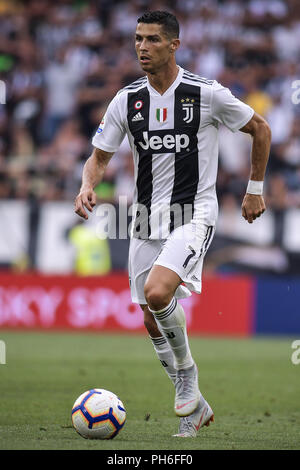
left=239, top=112, right=272, bottom=224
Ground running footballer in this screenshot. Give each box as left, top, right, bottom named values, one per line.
left=75, top=11, right=271, bottom=437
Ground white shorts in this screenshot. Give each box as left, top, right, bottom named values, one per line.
left=128, top=222, right=215, bottom=304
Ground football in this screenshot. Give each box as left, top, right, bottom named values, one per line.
left=71, top=388, right=126, bottom=439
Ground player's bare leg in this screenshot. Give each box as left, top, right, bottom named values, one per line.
left=144, top=265, right=200, bottom=417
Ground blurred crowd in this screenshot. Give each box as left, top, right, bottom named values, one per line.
left=0, top=0, right=300, bottom=212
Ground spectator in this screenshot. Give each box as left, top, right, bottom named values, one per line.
left=0, top=0, right=300, bottom=273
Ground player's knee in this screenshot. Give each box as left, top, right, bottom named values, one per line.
left=144, top=284, right=169, bottom=311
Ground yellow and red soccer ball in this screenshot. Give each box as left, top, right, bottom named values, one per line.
left=71, top=389, right=126, bottom=439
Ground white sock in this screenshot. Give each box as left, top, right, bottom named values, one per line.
left=149, top=335, right=177, bottom=384
left=149, top=298, right=194, bottom=370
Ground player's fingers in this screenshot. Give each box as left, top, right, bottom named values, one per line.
left=74, top=197, right=88, bottom=219
left=258, top=198, right=266, bottom=214
left=242, top=196, right=266, bottom=223
left=75, top=206, right=88, bottom=220
left=89, top=192, right=97, bottom=208
left=81, top=191, right=96, bottom=212
left=242, top=204, right=247, bottom=220
left=242, top=208, right=253, bottom=223
left=254, top=203, right=266, bottom=219
left=82, top=198, right=94, bottom=212
left=82, top=191, right=97, bottom=212
left=252, top=208, right=267, bottom=221
left=245, top=208, right=254, bottom=224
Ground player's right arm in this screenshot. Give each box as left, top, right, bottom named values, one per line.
left=75, top=92, right=126, bottom=220
left=74, top=148, right=113, bottom=220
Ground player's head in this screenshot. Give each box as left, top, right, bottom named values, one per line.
left=135, top=11, right=180, bottom=73
left=137, top=11, right=180, bottom=40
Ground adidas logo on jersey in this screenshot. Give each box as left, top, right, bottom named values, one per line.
left=132, top=112, right=144, bottom=122
left=138, top=131, right=190, bottom=153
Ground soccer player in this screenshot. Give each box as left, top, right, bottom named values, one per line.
left=74, top=11, right=271, bottom=437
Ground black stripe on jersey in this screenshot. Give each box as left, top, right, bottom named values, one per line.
left=169, top=82, right=201, bottom=233
left=127, top=86, right=152, bottom=238
left=123, top=77, right=147, bottom=89
left=201, top=225, right=214, bottom=254
left=124, top=80, right=147, bottom=91
left=125, top=85, right=147, bottom=92
left=118, top=77, right=147, bottom=95
left=183, top=71, right=214, bottom=85
left=183, top=75, right=213, bottom=86
left=183, top=75, right=214, bottom=86
left=190, top=225, right=214, bottom=273
left=126, top=76, right=147, bottom=85
left=130, top=76, right=146, bottom=83
left=185, top=225, right=214, bottom=276
left=183, top=71, right=211, bottom=80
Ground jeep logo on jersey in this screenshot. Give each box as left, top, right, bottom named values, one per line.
left=138, top=131, right=190, bottom=153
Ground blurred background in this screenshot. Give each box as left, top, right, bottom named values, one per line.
left=0, top=0, right=300, bottom=336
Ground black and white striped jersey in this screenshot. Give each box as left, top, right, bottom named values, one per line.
left=92, top=66, right=254, bottom=239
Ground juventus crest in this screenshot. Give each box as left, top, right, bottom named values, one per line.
left=181, top=98, right=195, bottom=124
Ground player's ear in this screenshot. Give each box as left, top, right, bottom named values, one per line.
left=170, top=38, right=180, bottom=53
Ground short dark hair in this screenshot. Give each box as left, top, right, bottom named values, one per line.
left=137, top=11, right=179, bottom=39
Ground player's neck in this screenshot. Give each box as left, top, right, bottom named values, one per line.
left=147, top=63, right=179, bottom=95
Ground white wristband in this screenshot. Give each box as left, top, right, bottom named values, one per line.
left=246, top=180, right=264, bottom=195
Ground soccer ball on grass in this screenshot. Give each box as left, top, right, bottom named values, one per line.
left=71, top=388, right=126, bottom=439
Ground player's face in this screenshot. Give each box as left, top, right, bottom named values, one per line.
left=135, top=23, right=178, bottom=73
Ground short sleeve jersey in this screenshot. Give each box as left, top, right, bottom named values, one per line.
left=92, top=66, right=254, bottom=239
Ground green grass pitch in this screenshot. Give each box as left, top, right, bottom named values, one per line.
left=0, top=330, right=299, bottom=450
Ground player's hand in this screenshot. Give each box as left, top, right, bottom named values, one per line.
left=74, top=187, right=97, bottom=220
left=241, top=193, right=266, bottom=224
